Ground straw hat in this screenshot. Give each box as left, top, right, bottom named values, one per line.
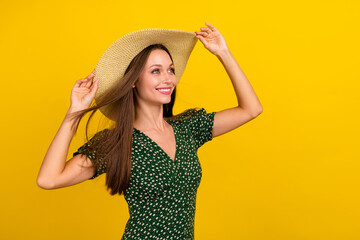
left=93, top=28, right=198, bottom=120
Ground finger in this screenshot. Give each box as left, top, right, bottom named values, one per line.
left=85, top=80, right=93, bottom=88
left=79, top=78, right=90, bottom=88
left=195, top=34, right=208, bottom=47
left=84, top=72, right=95, bottom=88
left=200, top=27, right=212, bottom=34
left=85, top=77, right=94, bottom=88
left=205, top=22, right=217, bottom=31
left=196, top=31, right=208, bottom=36
left=90, top=80, right=99, bottom=96
left=86, top=72, right=95, bottom=79
left=75, top=78, right=87, bottom=88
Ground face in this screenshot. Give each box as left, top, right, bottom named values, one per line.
left=133, top=49, right=177, bottom=106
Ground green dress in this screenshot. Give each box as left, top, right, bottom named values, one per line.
left=73, top=108, right=216, bottom=240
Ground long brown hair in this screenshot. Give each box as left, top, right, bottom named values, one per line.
left=68, top=44, right=199, bottom=196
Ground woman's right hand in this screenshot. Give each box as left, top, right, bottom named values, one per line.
left=69, top=69, right=99, bottom=112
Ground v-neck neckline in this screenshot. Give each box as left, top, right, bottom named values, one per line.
left=133, top=120, right=177, bottom=163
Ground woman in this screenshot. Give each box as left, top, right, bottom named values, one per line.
left=37, top=22, right=262, bottom=239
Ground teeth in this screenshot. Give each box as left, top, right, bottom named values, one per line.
left=157, top=89, right=170, bottom=92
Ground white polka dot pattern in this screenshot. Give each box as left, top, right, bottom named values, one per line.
left=73, top=108, right=216, bottom=239
left=73, top=129, right=109, bottom=179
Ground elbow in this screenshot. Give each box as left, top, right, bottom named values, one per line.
left=37, top=176, right=55, bottom=190
left=250, top=106, right=263, bottom=118
left=239, top=105, right=263, bottom=118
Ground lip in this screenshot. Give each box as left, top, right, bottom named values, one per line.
left=156, top=87, right=172, bottom=95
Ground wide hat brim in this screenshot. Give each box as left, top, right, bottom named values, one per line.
left=93, top=28, right=198, bottom=121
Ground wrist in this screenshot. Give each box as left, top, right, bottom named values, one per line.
left=67, top=105, right=84, bottom=114
left=216, top=48, right=231, bottom=59
left=65, top=107, right=81, bottom=126
left=66, top=107, right=79, bottom=119
left=67, top=107, right=76, bottom=115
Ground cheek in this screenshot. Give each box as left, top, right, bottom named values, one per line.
left=135, top=82, right=157, bottom=97
left=137, top=75, right=158, bottom=87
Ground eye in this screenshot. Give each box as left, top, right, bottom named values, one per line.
left=151, top=68, right=175, bottom=74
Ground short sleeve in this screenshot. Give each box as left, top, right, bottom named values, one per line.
left=187, top=108, right=216, bottom=149
left=73, top=129, right=109, bottom=180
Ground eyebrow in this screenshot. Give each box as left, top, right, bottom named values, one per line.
left=149, top=63, right=174, bottom=69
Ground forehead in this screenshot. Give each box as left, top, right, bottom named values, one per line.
left=146, top=49, right=172, bottom=66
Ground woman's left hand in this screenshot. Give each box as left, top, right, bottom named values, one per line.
left=195, top=22, right=229, bottom=57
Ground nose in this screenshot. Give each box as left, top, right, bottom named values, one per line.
left=160, top=71, right=176, bottom=85
left=162, top=76, right=172, bottom=85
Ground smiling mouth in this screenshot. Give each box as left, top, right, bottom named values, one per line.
left=156, top=87, right=172, bottom=94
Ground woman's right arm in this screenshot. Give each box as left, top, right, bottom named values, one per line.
left=37, top=70, right=99, bottom=189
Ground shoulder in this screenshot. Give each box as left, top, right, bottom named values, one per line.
left=167, top=108, right=216, bottom=131
left=170, top=108, right=216, bottom=149
left=84, top=128, right=111, bottom=146
left=167, top=107, right=208, bottom=122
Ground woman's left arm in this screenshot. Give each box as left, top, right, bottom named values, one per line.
left=195, top=22, right=263, bottom=138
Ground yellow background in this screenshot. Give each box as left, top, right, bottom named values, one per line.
left=1, top=0, right=359, bottom=239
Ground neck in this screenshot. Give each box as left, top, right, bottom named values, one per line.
left=133, top=103, right=167, bottom=131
